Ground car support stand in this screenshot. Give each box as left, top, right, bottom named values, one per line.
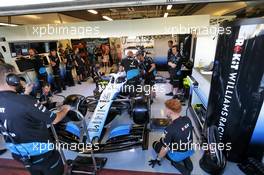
left=50, top=109, right=107, bottom=175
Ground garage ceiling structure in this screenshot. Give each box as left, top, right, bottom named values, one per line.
left=0, top=0, right=239, bottom=16
left=0, top=0, right=263, bottom=26
left=61, top=4, right=207, bottom=21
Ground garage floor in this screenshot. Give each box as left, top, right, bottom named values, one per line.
left=0, top=76, right=244, bottom=175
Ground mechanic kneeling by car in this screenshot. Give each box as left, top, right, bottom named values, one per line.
left=149, top=99, right=194, bottom=175
left=0, top=63, right=71, bottom=175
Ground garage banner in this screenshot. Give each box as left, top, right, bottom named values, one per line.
left=206, top=18, right=264, bottom=162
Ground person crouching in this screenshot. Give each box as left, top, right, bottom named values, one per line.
left=149, top=99, right=194, bottom=175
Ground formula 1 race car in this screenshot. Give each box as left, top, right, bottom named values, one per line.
left=51, top=72, right=150, bottom=153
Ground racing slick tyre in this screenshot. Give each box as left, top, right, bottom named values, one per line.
left=199, top=125, right=226, bottom=174
left=132, top=99, right=149, bottom=124
left=105, top=111, right=119, bottom=126
left=63, top=94, right=88, bottom=121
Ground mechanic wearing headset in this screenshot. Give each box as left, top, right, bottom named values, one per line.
left=149, top=99, right=194, bottom=175
left=167, top=40, right=174, bottom=62
left=119, top=51, right=140, bottom=94
left=49, top=49, right=63, bottom=93
left=136, top=50, right=156, bottom=99
left=0, top=64, right=33, bottom=96
left=166, top=45, right=183, bottom=99
left=29, top=48, right=48, bottom=91
left=0, top=63, right=71, bottom=175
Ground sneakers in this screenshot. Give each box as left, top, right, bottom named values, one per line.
left=0, top=149, right=7, bottom=155
left=166, top=92, right=173, bottom=96
left=183, top=157, right=193, bottom=171
left=173, top=95, right=179, bottom=99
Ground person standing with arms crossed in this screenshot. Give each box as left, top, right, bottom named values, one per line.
left=166, top=45, right=183, bottom=99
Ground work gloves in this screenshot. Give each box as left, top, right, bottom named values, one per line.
left=148, top=158, right=161, bottom=168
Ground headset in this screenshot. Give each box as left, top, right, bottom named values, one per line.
left=6, top=73, right=21, bottom=86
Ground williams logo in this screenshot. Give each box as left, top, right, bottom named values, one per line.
left=218, top=37, right=244, bottom=140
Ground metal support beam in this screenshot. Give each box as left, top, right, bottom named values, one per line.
left=0, top=0, right=239, bottom=16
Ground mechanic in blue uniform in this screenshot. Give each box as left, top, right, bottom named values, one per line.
left=39, top=83, right=57, bottom=110
left=49, top=49, right=64, bottom=93
left=136, top=50, right=156, bottom=99
left=0, top=63, right=71, bottom=175
left=167, top=40, right=173, bottom=62
left=166, top=45, right=183, bottom=99
left=29, top=48, right=47, bottom=92
left=119, top=51, right=140, bottom=94
left=64, top=48, right=75, bottom=87
left=149, top=99, right=194, bottom=175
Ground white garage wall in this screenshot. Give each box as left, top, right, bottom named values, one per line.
left=154, top=36, right=178, bottom=58
left=0, top=41, right=11, bottom=63
left=194, top=34, right=218, bottom=67
left=191, top=28, right=219, bottom=103
left=0, top=15, right=210, bottom=41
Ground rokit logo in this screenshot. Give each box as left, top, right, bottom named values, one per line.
left=88, top=128, right=99, bottom=132
left=231, top=38, right=244, bottom=71
left=218, top=37, right=244, bottom=140
left=92, top=121, right=102, bottom=124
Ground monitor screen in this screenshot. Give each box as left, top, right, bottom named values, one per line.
left=15, top=59, right=35, bottom=72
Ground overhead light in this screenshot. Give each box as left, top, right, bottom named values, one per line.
left=102, top=16, right=113, bottom=21
left=0, top=0, right=74, bottom=7
left=54, top=20, right=61, bottom=24
left=0, top=22, right=18, bottom=27
left=213, top=9, right=229, bottom=16
left=167, top=5, right=173, bottom=10
left=109, top=9, right=117, bottom=13
left=87, top=10, right=98, bottom=14
left=127, top=7, right=135, bottom=12
left=164, top=12, right=168, bottom=18
left=23, top=15, right=41, bottom=19
left=128, top=36, right=136, bottom=39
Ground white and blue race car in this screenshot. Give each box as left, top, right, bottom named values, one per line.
left=52, top=72, right=150, bottom=153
